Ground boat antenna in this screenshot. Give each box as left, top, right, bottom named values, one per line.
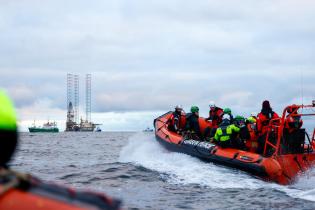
left=300, top=69, right=304, bottom=106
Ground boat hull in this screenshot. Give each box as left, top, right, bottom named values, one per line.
left=154, top=112, right=315, bottom=185
left=155, top=134, right=268, bottom=178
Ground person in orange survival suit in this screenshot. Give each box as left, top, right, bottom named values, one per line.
left=245, top=116, right=258, bottom=152
left=256, top=100, right=280, bottom=154
left=167, top=105, right=186, bottom=134
left=205, top=101, right=224, bottom=128
left=284, top=104, right=303, bottom=133
left=282, top=104, right=304, bottom=154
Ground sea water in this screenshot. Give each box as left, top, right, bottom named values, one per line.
left=11, top=132, right=315, bottom=209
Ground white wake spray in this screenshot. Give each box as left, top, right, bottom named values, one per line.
left=119, top=132, right=315, bottom=201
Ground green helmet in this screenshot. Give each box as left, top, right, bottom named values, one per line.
left=190, top=106, right=199, bottom=113
left=234, top=115, right=245, bottom=127
left=223, top=108, right=231, bottom=114
left=235, top=115, right=245, bottom=121
left=0, top=90, right=18, bottom=167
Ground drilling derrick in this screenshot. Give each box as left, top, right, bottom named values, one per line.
left=67, top=73, right=73, bottom=113
left=74, top=74, right=79, bottom=124
left=66, top=74, right=79, bottom=131
left=66, top=74, right=75, bottom=131
left=79, top=74, right=98, bottom=131
left=66, top=73, right=100, bottom=132
left=86, top=74, right=91, bottom=123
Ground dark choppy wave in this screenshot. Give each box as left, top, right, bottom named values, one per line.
left=11, top=132, right=315, bottom=209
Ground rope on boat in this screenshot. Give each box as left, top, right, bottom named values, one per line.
left=0, top=169, right=31, bottom=197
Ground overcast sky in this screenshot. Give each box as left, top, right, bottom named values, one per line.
left=0, top=0, right=314, bottom=131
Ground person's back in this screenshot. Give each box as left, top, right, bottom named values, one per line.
left=210, top=107, right=234, bottom=138
left=185, top=106, right=202, bottom=140
left=256, top=100, right=279, bottom=154
left=223, top=108, right=234, bottom=123
left=214, top=115, right=240, bottom=148
left=233, top=115, right=248, bottom=149
left=245, top=116, right=258, bottom=152
left=257, top=100, right=279, bottom=135
left=282, top=104, right=304, bottom=154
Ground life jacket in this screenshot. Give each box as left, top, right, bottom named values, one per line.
left=208, top=107, right=224, bottom=128
left=179, top=113, right=187, bottom=130
left=245, top=123, right=258, bottom=152
left=215, top=124, right=240, bottom=142
left=169, top=111, right=186, bottom=132
left=257, top=110, right=279, bottom=135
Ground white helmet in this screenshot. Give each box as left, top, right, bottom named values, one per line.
left=222, top=114, right=231, bottom=121
left=175, top=105, right=183, bottom=110
left=209, top=101, right=215, bottom=108
left=250, top=112, right=257, bottom=117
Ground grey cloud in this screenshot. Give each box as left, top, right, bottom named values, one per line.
left=0, top=0, right=314, bottom=119
left=1, top=1, right=315, bottom=71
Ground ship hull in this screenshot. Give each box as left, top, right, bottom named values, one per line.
left=28, top=128, right=59, bottom=133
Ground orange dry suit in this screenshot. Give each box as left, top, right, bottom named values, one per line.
left=168, top=111, right=186, bottom=133
left=257, top=110, right=279, bottom=135
left=284, top=105, right=303, bottom=133
left=205, top=107, right=224, bottom=128
left=256, top=108, right=279, bottom=154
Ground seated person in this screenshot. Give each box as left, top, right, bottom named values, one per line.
left=208, top=107, right=234, bottom=138
left=185, top=106, right=202, bottom=140
left=284, top=104, right=303, bottom=133
left=233, top=115, right=248, bottom=150
left=214, top=114, right=240, bottom=148
left=282, top=104, right=304, bottom=154
left=205, top=101, right=224, bottom=128
left=245, top=116, right=258, bottom=152
left=168, top=105, right=186, bottom=134
left=223, top=107, right=234, bottom=123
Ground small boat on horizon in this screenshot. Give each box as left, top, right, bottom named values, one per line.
left=28, top=121, right=59, bottom=133
left=143, top=127, right=153, bottom=132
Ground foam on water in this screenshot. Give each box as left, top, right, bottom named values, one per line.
left=280, top=168, right=315, bottom=202
left=119, top=133, right=265, bottom=189
left=119, top=133, right=315, bottom=202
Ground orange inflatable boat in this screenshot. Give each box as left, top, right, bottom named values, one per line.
left=0, top=169, right=121, bottom=210
left=154, top=103, right=315, bottom=185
